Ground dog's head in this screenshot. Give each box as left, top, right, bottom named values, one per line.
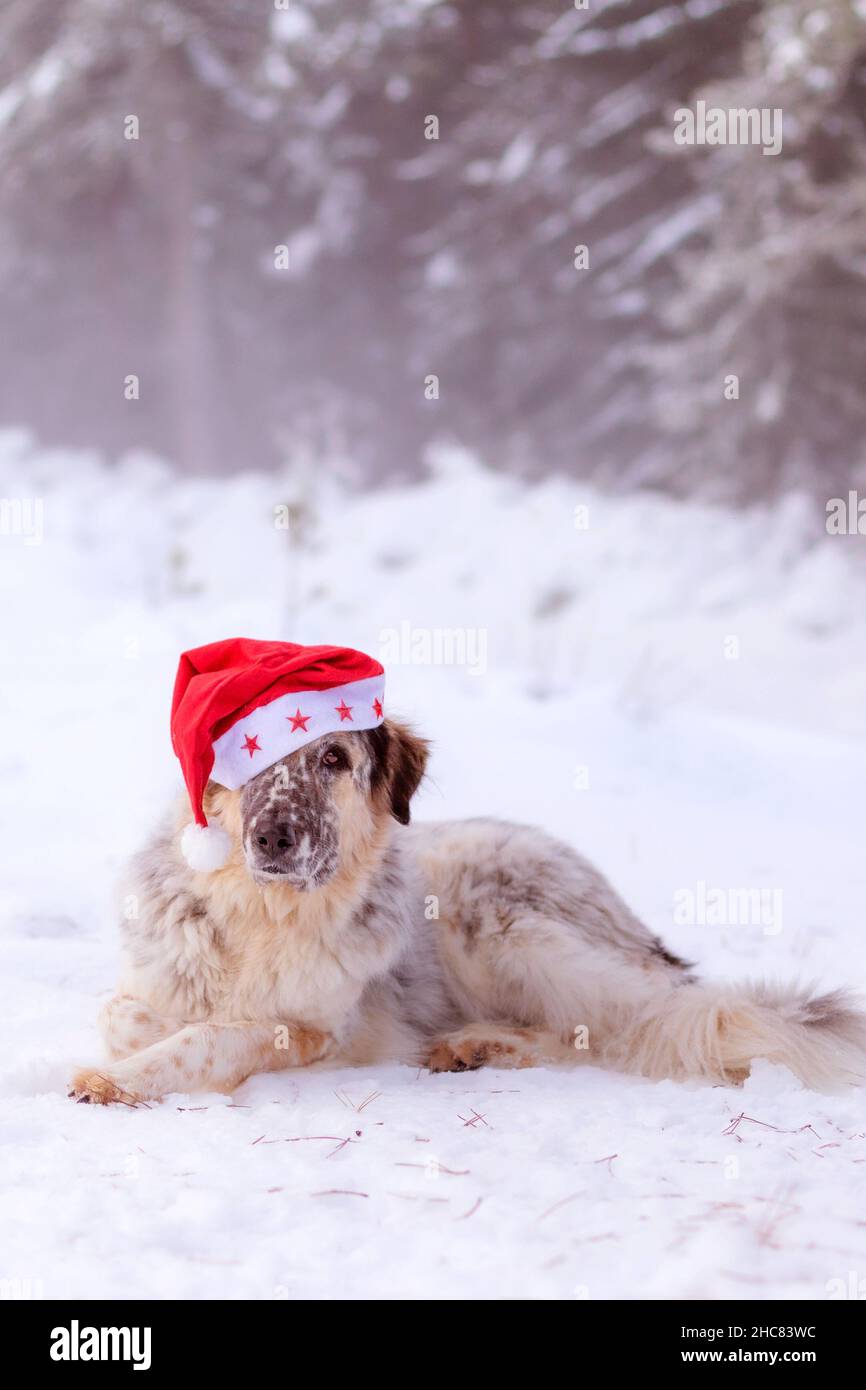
left=205, top=720, right=428, bottom=889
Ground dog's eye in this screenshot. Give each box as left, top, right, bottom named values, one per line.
left=322, top=746, right=347, bottom=769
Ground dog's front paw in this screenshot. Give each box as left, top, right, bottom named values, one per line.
left=68, top=1068, right=143, bottom=1107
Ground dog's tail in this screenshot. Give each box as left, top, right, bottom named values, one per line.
left=600, top=980, right=866, bottom=1091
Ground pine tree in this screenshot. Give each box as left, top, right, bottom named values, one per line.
left=646, top=0, right=866, bottom=500
left=0, top=0, right=863, bottom=499
left=0, top=0, right=286, bottom=473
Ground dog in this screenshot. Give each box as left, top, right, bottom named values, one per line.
left=69, top=718, right=866, bottom=1103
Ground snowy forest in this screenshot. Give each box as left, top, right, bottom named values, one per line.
left=4, top=2, right=866, bottom=1306
left=1, top=0, right=865, bottom=499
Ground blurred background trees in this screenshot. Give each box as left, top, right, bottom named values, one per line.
left=0, top=0, right=864, bottom=500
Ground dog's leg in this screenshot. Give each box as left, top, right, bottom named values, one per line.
left=98, top=993, right=184, bottom=1060
left=424, top=1024, right=573, bottom=1072
left=69, top=1021, right=334, bottom=1105
left=437, top=905, right=866, bottom=1088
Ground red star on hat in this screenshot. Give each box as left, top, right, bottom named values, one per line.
left=335, top=699, right=353, bottom=722
left=242, top=733, right=261, bottom=757
left=287, top=708, right=311, bottom=732
left=372, top=698, right=383, bottom=718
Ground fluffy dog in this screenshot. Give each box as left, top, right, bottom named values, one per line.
left=69, top=720, right=866, bottom=1103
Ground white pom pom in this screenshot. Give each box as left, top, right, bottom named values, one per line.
left=180, top=822, right=232, bottom=872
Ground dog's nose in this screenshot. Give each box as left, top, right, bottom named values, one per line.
left=254, top=821, right=296, bottom=855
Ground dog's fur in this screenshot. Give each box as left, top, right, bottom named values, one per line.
left=69, top=720, right=866, bottom=1103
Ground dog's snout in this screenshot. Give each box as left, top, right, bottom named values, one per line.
left=254, top=811, right=297, bottom=856
left=254, top=821, right=296, bottom=852
left=241, top=750, right=341, bottom=889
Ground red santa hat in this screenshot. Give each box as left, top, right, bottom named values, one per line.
left=170, top=638, right=385, bottom=871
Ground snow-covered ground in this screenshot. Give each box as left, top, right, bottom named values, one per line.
left=1, top=431, right=865, bottom=1300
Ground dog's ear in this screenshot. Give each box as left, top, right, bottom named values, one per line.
left=366, top=720, right=429, bottom=825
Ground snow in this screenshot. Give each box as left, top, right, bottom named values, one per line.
left=1, top=432, right=865, bottom=1300
left=497, top=134, right=536, bottom=183
left=271, top=6, right=315, bottom=47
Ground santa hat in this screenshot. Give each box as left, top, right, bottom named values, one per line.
left=170, top=638, right=385, bottom=871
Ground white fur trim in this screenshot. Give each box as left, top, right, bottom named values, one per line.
left=181, top=822, right=232, bottom=872
left=210, top=673, right=385, bottom=791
